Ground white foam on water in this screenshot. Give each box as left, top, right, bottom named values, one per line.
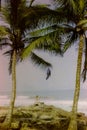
left=0, top=95, right=87, bottom=115
left=16, top=96, right=29, bottom=100
left=43, top=99, right=87, bottom=115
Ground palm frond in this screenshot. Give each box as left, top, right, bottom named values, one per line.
left=29, top=0, right=35, bottom=7
left=34, top=31, right=63, bottom=55
left=0, top=26, right=8, bottom=36
left=3, top=0, right=66, bottom=36
left=63, top=31, right=78, bottom=52
left=0, top=42, right=12, bottom=49
left=36, top=42, right=63, bottom=56
left=67, top=0, right=77, bottom=12
left=53, top=0, right=86, bottom=23
left=76, top=19, right=87, bottom=32
left=63, top=24, right=76, bottom=31
left=79, top=0, right=85, bottom=11
left=54, top=0, right=77, bottom=12
left=22, top=35, right=50, bottom=59
left=29, top=24, right=60, bottom=37
left=63, top=40, right=72, bottom=53
left=77, top=19, right=87, bottom=27
left=3, top=49, right=12, bottom=56
left=30, top=52, right=52, bottom=69
left=22, top=27, right=63, bottom=59
left=24, top=5, right=67, bottom=30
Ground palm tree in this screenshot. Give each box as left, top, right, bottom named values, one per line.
left=0, top=0, right=58, bottom=128
left=52, top=0, right=87, bottom=130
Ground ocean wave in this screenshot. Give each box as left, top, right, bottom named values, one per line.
left=0, top=95, right=87, bottom=115
left=16, top=96, right=29, bottom=99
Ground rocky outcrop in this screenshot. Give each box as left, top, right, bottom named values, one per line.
left=0, top=103, right=87, bottom=130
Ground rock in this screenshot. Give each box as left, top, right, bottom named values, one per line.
left=0, top=116, right=5, bottom=123
left=11, top=121, right=20, bottom=129
left=21, top=123, right=29, bottom=128
left=39, top=115, right=53, bottom=120
left=77, top=113, right=85, bottom=117
left=0, top=104, right=87, bottom=130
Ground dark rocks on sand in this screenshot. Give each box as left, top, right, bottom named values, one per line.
left=0, top=103, right=87, bottom=130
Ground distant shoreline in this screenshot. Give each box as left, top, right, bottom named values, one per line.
left=0, top=95, right=87, bottom=115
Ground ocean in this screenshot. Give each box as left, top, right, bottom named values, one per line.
left=0, top=89, right=87, bottom=115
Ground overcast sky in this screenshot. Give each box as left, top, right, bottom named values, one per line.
left=0, top=0, right=87, bottom=94
left=1, top=44, right=86, bottom=93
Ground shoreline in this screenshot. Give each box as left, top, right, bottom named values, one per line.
left=0, top=95, right=87, bottom=115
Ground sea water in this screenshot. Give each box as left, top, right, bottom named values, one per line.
left=0, top=89, right=87, bottom=115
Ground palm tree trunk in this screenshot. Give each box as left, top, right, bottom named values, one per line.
left=0, top=0, right=1, bottom=11
left=68, top=35, right=84, bottom=130
left=1, top=50, right=16, bottom=129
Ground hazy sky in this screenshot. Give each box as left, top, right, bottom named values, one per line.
left=1, top=44, right=86, bottom=93
left=0, top=0, right=87, bottom=94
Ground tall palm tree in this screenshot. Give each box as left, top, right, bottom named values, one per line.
left=52, top=0, right=87, bottom=130
left=0, top=0, right=59, bottom=128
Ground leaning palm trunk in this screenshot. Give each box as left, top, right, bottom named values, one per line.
left=1, top=50, right=16, bottom=129
left=0, top=0, right=1, bottom=11
left=68, top=35, right=84, bottom=130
